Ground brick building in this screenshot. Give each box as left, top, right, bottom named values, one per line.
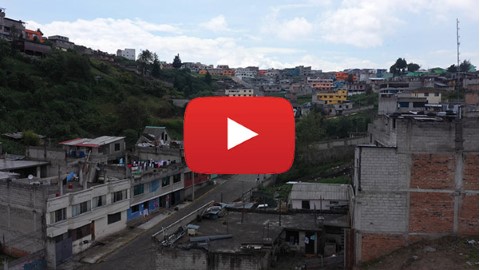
left=352, top=113, right=478, bottom=265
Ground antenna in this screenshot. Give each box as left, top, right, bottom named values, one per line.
left=456, top=18, right=460, bottom=69
left=456, top=18, right=461, bottom=96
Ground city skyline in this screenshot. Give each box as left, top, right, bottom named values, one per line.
left=4, top=0, right=479, bottom=71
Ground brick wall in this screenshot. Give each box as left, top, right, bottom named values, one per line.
left=458, top=193, right=479, bottom=235
left=354, top=116, right=479, bottom=266
left=409, top=192, right=454, bottom=233
left=410, top=154, right=455, bottom=189
left=463, top=154, right=479, bottom=190
left=360, top=233, right=406, bottom=263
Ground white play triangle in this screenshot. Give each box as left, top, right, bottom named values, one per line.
left=227, top=118, right=258, bottom=150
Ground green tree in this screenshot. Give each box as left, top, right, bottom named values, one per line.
left=390, top=58, right=408, bottom=75
left=172, top=54, right=182, bottom=69
left=204, top=71, right=212, bottom=85
left=459, top=60, right=472, bottom=72
left=151, top=53, right=161, bottom=78
left=447, top=64, right=457, bottom=73
left=137, top=49, right=153, bottom=76
left=23, top=130, right=40, bottom=146
left=407, top=63, right=420, bottom=72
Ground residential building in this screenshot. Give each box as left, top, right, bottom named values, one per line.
left=46, top=178, right=131, bottom=266
left=221, top=68, right=235, bottom=77
left=352, top=104, right=478, bottom=265
left=13, top=40, right=51, bottom=56
left=116, top=48, right=136, bottom=61
left=314, top=89, right=348, bottom=105
left=24, top=29, right=45, bottom=43
left=261, top=84, right=282, bottom=92
left=0, top=160, right=131, bottom=268
left=289, top=183, right=352, bottom=210
left=307, top=78, right=333, bottom=91
left=225, top=88, right=254, bottom=97
left=59, top=136, right=126, bottom=163
left=346, top=82, right=368, bottom=96
left=206, top=68, right=223, bottom=76
left=0, top=8, right=25, bottom=41
left=48, top=35, right=75, bottom=51
left=154, top=211, right=349, bottom=269
left=235, top=67, right=258, bottom=79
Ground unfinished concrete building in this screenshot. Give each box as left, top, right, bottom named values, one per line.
left=352, top=110, right=478, bottom=264
left=154, top=209, right=350, bottom=270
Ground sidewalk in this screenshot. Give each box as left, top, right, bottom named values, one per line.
left=58, top=181, right=222, bottom=270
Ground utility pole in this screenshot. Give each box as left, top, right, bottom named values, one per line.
left=191, top=172, right=195, bottom=201
left=456, top=18, right=461, bottom=99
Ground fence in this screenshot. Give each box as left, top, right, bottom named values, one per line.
left=151, top=200, right=214, bottom=241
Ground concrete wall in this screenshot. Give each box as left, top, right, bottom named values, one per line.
left=135, top=147, right=182, bottom=163
left=291, top=199, right=349, bottom=210
left=353, top=116, right=479, bottom=265
left=0, top=181, right=47, bottom=256
left=156, top=248, right=208, bottom=270
left=155, top=248, right=270, bottom=270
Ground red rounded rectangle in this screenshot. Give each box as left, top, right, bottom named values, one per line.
left=184, top=97, right=295, bottom=174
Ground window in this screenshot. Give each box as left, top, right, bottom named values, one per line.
left=424, top=93, right=429, bottom=97
left=173, top=174, right=181, bottom=183
left=150, top=179, right=160, bottom=192
left=114, top=143, right=121, bottom=151
left=108, top=212, right=122, bottom=224
left=133, top=184, right=144, bottom=196
left=72, top=201, right=91, bottom=217
left=162, top=176, right=170, bottom=187
left=113, top=189, right=127, bottom=203
left=302, top=200, right=310, bottom=210
left=434, top=92, right=440, bottom=97
left=71, top=224, right=91, bottom=241
left=131, top=205, right=140, bottom=212
left=92, top=195, right=106, bottom=209
left=50, top=208, right=66, bottom=223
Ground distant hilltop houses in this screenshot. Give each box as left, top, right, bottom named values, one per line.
left=0, top=7, right=478, bottom=119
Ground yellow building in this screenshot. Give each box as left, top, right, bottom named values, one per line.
left=316, top=89, right=348, bottom=105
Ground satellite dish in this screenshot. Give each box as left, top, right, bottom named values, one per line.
left=28, top=174, right=34, bottom=180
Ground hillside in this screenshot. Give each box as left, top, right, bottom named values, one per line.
left=0, top=40, right=219, bottom=152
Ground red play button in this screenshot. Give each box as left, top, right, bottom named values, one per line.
left=184, top=97, right=295, bottom=174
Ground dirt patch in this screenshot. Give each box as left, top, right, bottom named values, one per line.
left=361, top=236, right=479, bottom=270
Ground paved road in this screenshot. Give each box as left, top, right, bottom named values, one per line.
left=78, top=174, right=260, bottom=270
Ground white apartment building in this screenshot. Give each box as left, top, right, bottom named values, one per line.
left=225, top=88, right=254, bottom=97
left=46, top=179, right=131, bottom=266
left=235, top=68, right=258, bottom=79
left=116, top=48, right=136, bottom=61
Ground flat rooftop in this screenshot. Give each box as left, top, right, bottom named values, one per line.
left=0, top=159, right=49, bottom=171
left=174, top=211, right=348, bottom=252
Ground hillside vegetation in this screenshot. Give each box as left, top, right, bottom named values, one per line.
left=0, top=41, right=217, bottom=152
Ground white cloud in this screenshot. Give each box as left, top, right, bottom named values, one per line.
left=318, top=0, right=478, bottom=48
left=200, top=15, right=229, bottom=32
left=262, top=9, right=314, bottom=41
left=319, top=1, right=403, bottom=48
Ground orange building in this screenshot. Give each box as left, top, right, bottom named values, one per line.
left=198, top=69, right=208, bottom=75
left=25, top=29, right=45, bottom=43
left=222, top=69, right=235, bottom=77
left=335, top=72, right=348, bottom=81
left=258, top=70, right=267, bottom=76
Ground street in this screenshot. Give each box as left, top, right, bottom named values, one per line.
left=78, top=174, right=261, bottom=270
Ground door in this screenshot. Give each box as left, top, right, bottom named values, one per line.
left=55, top=236, right=72, bottom=264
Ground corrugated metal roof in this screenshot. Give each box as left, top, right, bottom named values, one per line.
left=59, top=136, right=124, bottom=147
left=290, top=183, right=350, bottom=201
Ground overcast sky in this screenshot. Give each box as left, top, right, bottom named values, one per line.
left=4, top=0, right=479, bottom=71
